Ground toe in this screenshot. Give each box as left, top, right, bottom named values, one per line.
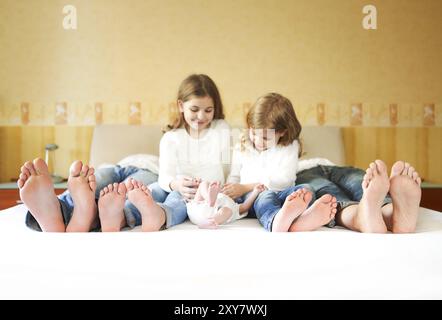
left=402, top=162, right=410, bottom=176
left=81, top=164, right=89, bottom=177
left=369, top=162, right=377, bottom=175
left=69, top=160, right=83, bottom=177
left=113, top=183, right=119, bottom=191
left=407, top=166, right=415, bottom=178
left=118, top=183, right=127, bottom=195
left=103, top=186, right=109, bottom=194
left=375, top=159, right=387, bottom=176
left=87, top=167, right=95, bottom=177
left=24, top=161, right=37, bottom=175
left=125, top=179, right=134, bottom=191
left=390, top=161, right=405, bottom=177
left=33, top=158, right=49, bottom=174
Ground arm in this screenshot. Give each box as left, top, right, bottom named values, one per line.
left=238, top=184, right=265, bottom=214
left=158, top=133, right=177, bottom=192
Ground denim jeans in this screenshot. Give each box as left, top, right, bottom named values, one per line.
left=252, top=184, right=315, bottom=231
left=295, top=165, right=392, bottom=212
left=148, top=182, right=188, bottom=229
left=25, top=165, right=158, bottom=231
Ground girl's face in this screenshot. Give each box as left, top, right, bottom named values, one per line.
left=249, top=128, right=285, bottom=151
left=179, top=96, right=215, bottom=132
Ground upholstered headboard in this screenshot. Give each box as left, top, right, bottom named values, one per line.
left=89, top=125, right=345, bottom=168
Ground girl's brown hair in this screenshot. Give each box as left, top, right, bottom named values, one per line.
left=242, top=93, right=303, bottom=156
left=165, top=74, right=225, bottom=132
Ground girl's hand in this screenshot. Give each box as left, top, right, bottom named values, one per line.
left=221, top=183, right=247, bottom=199
left=253, top=184, right=266, bottom=193
left=170, top=176, right=200, bottom=201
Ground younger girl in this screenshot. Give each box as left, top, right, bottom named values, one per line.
left=225, top=93, right=337, bottom=232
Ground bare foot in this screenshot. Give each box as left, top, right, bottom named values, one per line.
left=389, top=161, right=422, bottom=233
left=207, top=181, right=221, bottom=207
left=18, top=158, right=65, bottom=232
left=272, top=188, right=312, bottom=232
left=99, top=183, right=127, bottom=232
left=289, top=194, right=337, bottom=232
left=355, top=160, right=389, bottom=233
left=126, top=178, right=166, bottom=232
left=198, top=218, right=218, bottom=229
left=66, top=161, right=97, bottom=232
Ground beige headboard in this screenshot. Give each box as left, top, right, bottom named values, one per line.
left=89, top=125, right=345, bottom=168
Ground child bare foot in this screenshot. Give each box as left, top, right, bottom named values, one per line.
left=126, top=178, right=165, bottom=232
left=99, top=183, right=127, bottom=232
left=272, top=188, right=312, bottom=232
left=207, top=181, right=221, bottom=207
left=355, top=160, right=390, bottom=233
left=66, top=160, right=97, bottom=232
left=289, top=194, right=337, bottom=232
left=18, top=158, right=65, bottom=232
left=198, top=218, right=218, bottom=229
left=389, top=161, right=422, bottom=233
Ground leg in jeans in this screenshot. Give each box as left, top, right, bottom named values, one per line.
left=323, top=164, right=393, bottom=233
left=148, top=182, right=168, bottom=203
left=158, top=191, right=188, bottom=228
left=253, top=184, right=311, bottom=231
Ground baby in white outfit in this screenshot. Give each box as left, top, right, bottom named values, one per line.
left=187, top=181, right=265, bottom=229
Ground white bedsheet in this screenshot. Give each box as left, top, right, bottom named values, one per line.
left=0, top=205, right=441, bottom=299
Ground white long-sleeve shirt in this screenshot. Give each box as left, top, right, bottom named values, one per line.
left=227, top=140, right=299, bottom=192
left=158, top=120, right=231, bottom=192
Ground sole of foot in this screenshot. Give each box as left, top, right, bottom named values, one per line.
left=18, top=158, right=65, bottom=232
left=389, top=161, right=421, bottom=233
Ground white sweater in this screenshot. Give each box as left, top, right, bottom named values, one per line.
left=227, top=140, right=299, bottom=192
left=158, top=120, right=231, bottom=192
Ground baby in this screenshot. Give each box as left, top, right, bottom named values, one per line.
left=187, top=180, right=265, bottom=229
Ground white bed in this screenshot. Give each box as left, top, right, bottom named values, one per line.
left=0, top=204, right=442, bottom=299
left=1, top=125, right=441, bottom=299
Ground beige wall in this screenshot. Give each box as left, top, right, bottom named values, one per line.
left=0, top=0, right=441, bottom=181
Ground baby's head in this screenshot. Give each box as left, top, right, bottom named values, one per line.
left=245, top=93, right=302, bottom=153
left=167, top=74, right=225, bottom=132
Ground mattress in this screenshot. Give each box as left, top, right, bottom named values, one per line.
left=0, top=204, right=441, bottom=299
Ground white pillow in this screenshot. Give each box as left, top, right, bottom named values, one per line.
left=117, top=154, right=160, bottom=174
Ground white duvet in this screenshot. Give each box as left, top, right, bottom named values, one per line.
left=0, top=205, right=441, bottom=299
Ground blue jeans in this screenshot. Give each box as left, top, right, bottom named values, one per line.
left=25, top=166, right=158, bottom=231
left=295, top=165, right=392, bottom=211
left=148, top=182, right=188, bottom=229
left=253, top=184, right=315, bottom=231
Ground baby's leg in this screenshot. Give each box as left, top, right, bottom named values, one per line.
left=198, top=207, right=232, bottom=229
left=214, top=207, right=233, bottom=225
left=195, top=181, right=221, bottom=207
left=194, top=181, right=209, bottom=202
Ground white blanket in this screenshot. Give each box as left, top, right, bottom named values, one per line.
left=0, top=205, right=441, bottom=299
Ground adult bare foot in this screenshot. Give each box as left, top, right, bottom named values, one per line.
left=99, top=183, right=127, bottom=232
left=289, top=194, right=337, bottom=232
left=126, top=178, right=166, bottom=232
left=389, top=161, right=421, bottom=233
left=66, top=161, right=97, bottom=232
left=18, top=158, right=65, bottom=232
left=207, top=181, right=221, bottom=207
left=272, top=188, right=312, bottom=232
left=355, top=160, right=389, bottom=233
